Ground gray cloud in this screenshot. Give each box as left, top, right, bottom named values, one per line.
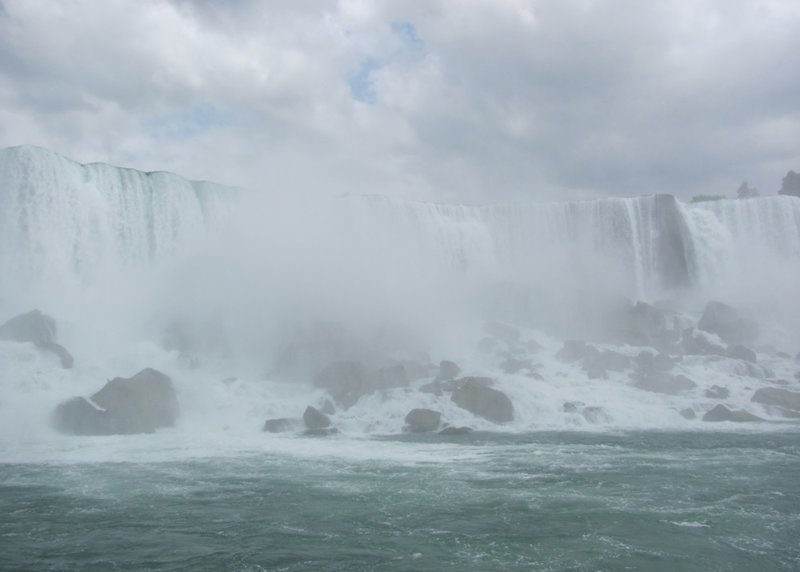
left=0, top=0, right=798, bottom=202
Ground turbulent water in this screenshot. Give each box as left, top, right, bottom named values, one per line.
left=1, top=145, right=800, bottom=570
left=3, top=431, right=800, bottom=571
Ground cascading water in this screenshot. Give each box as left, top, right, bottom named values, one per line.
left=1, top=144, right=800, bottom=441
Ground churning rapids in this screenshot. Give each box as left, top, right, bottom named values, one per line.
left=1, top=145, right=800, bottom=570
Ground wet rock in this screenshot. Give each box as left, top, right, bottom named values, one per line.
left=313, top=360, right=368, bottom=409
left=556, top=340, right=598, bottom=363
left=419, top=380, right=444, bottom=396
left=634, top=351, right=676, bottom=375
left=702, top=404, right=763, bottom=422
left=303, top=406, right=331, bottom=430
left=404, top=408, right=442, bottom=433
left=622, top=301, right=668, bottom=344
left=0, top=309, right=56, bottom=344
left=34, top=341, right=74, bottom=369
left=727, top=345, right=757, bottom=363
left=704, top=385, right=730, bottom=399
left=436, top=360, right=461, bottom=381
left=369, top=364, right=410, bottom=391
left=751, top=388, right=800, bottom=412
left=320, top=399, right=336, bottom=415
left=484, top=320, right=521, bottom=343
left=698, top=301, right=759, bottom=345
left=733, top=361, right=773, bottom=379
left=679, top=408, right=697, bottom=420
left=53, top=368, right=179, bottom=435
left=500, top=355, right=533, bottom=374
left=633, top=372, right=696, bottom=394
left=563, top=401, right=584, bottom=413
left=582, top=406, right=611, bottom=424
left=682, top=330, right=726, bottom=356
left=582, top=350, right=631, bottom=379
left=439, top=426, right=472, bottom=435
left=450, top=380, right=514, bottom=423
left=263, top=418, right=298, bottom=433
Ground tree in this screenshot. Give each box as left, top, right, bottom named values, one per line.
left=736, top=181, right=759, bottom=199
left=779, top=171, right=800, bottom=198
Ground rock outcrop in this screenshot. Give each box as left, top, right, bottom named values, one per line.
left=698, top=301, right=759, bottom=345
left=303, top=406, right=331, bottom=430
left=0, top=309, right=56, bottom=343
left=53, top=368, right=178, bottom=435
left=450, top=379, right=513, bottom=423
left=702, top=404, right=763, bottom=422
left=404, top=408, right=442, bottom=433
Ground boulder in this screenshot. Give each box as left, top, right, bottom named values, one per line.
left=263, top=418, right=298, bottom=433
left=582, top=406, right=611, bottom=424
left=35, top=341, right=74, bottom=369
left=436, top=360, right=461, bottom=381
left=698, top=301, right=759, bottom=345
left=727, top=345, right=757, bottom=363
left=623, top=301, right=668, bottom=344
left=702, top=404, right=763, bottom=423
left=704, top=385, right=730, bottom=399
left=556, top=340, right=598, bottom=363
left=313, top=360, right=368, bottom=409
left=404, top=408, right=442, bottom=433
left=368, top=364, right=410, bottom=391
left=751, top=388, right=800, bottom=412
left=484, top=320, right=521, bottom=343
left=732, top=361, right=773, bottom=379
left=450, top=380, right=513, bottom=423
left=303, top=406, right=331, bottom=430
left=500, top=355, right=533, bottom=374
left=633, top=372, right=696, bottom=394
left=682, top=330, right=726, bottom=356
left=439, top=426, right=472, bottom=435
left=0, top=309, right=56, bottom=344
left=634, top=351, right=675, bottom=375
left=582, top=350, right=631, bottom=379
left=563, top=401, right=584, bottom=413
left=679, top=408, right=696, bottom=420
left=52, top=397, right=114, bottom=435
left=419, top=380, right=444, bottom=396
left=52, top=368, right=178, bottom=435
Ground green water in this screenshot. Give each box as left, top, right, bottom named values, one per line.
left=2, top=431, right=799, bottom=571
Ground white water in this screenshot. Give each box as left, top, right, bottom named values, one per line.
left=1, top=145, right=799, bottom=453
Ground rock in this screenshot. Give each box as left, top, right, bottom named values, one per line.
left=419, top=380, right=444, bottom=396
left=623, top=301, right=668, bottom=344
left=320, top=399, right=336, bottom=415
left=702, top=404, right=763, bottom=422
left=500, top=355, right=533, bottom=374
left=436, top=360, right=461, bottom=381
left=582, top=406, right=611, bottom=424
left=303, top=406, right=331, bottom=430
left=450, top=380, right=513, bottom=423
left=634, top=351, right=675, bottom=375
left=439, top=426, right=472, bottom=435
left=52, top=398, right=114, bottom=435
left=682, top=330, right=726, bottom=356
left=698, top=301, right=759, bottom=345
left=563, top=401, right=584, bottom=413
left=556, top=340, right=599, bottom=363
left=751, top=388, right=800, bottom=412
left=733, top=361, right=773, bottom=379
left=633, top=372, right=696, bottom=394
left=0, top=309, right=57, bottom=344
left=313, top=360, right=368, bottom=409
left=52, top=368, right=179, bottom=435
left=34, top=341, right=74, bottom=368
left=679, top=408, right=696, bottom=420
left=368, top=364, right=410, bottom=391
left=263, top=418, right=298, bottom=433
left=582, top=350, right=631, bottom=379
left=727, top=345, right=757, bottom=363
left=484, top=320, right=521, bottom=343
left=404, top=408, right=442, bottom=433
left=704, top=385, right=730, bottom=399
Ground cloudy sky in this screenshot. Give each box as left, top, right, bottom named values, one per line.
left=0, top=0, right=798, bottom=203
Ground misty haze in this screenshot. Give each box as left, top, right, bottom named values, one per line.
left=1, top=1, right=800, bottom=571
